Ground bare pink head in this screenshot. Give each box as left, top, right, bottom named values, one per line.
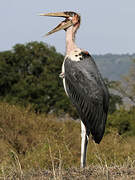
left=40, top=11, right=81, bottom=54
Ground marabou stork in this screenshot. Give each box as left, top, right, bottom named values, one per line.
left=40, top=11, right=110, bottom=168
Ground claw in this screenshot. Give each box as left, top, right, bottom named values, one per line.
left=59, top=72, right=65, bottom=79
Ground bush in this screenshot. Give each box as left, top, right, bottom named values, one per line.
left=107, top=108, right=135, bottom=136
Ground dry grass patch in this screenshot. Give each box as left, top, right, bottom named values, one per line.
left=0, top=102, right=135, bottom=179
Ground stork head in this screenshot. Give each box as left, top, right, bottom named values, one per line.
left=40, top=11, right=81, bottom=36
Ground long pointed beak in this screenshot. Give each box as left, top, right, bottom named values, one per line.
left=39, top=12, right=73, bottom=36
left=39, top=12, right=70, bottom=18
left=45, top=20, right=72, bottom=36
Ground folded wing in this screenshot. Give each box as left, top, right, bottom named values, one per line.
left=64, top=56, right=109, bottom=143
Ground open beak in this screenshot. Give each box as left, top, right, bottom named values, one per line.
left=39, top=12, right=73, bottom=36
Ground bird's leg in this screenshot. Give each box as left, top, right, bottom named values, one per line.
left=81, top=121, right=88, bottom=168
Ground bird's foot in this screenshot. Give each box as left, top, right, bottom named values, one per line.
left=59, top=72, right=65, bottom=79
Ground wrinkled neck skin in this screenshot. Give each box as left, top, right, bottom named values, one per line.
left=65, top=26, right=79, bottom=55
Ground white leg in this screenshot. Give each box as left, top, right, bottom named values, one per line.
left=81, top=121, right=88, bottom=168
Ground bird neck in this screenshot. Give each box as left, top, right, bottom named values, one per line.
left=65, top=26, right=78, bottom=55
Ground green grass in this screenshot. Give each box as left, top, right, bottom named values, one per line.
left=0, top=102, right=135, bottom=179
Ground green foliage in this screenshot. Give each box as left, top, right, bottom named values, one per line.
left=0, top=41, right=77, bottom=116
left=0, top=41, right=123, bottom=118
left=109, top=94, right=122, bottom=114
left=107, top=108, right=135, bottom=136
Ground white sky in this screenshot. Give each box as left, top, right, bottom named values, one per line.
left=0, top=0, right=135, bottom=54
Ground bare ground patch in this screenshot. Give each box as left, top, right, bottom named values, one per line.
left=2, top=166, right=135, bottom=180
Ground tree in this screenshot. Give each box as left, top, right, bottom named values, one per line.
left=0, top=41, right=77, bottom=115
left=0, top=41, right=125, bottom=117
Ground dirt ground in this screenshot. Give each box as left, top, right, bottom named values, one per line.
left=8, top=166, right=135, bottom=180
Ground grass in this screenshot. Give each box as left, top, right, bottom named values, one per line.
left=0, top=102, right=135, bottom=179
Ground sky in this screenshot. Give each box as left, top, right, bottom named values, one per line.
left=0, top=0, right=135, bottom=55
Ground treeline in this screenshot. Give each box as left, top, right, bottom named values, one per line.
left=0, top=41, right=124, bottom=117
left=0, top=42, right=75, bottom=115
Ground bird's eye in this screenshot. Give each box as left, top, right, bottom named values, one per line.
left=71, top=12, right=76, bottom=17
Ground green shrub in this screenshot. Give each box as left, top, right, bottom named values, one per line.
left=107, top=108, right=135, bottom=136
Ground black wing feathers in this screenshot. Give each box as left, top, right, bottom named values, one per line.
left=64, top=56, right=109, bottom=143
